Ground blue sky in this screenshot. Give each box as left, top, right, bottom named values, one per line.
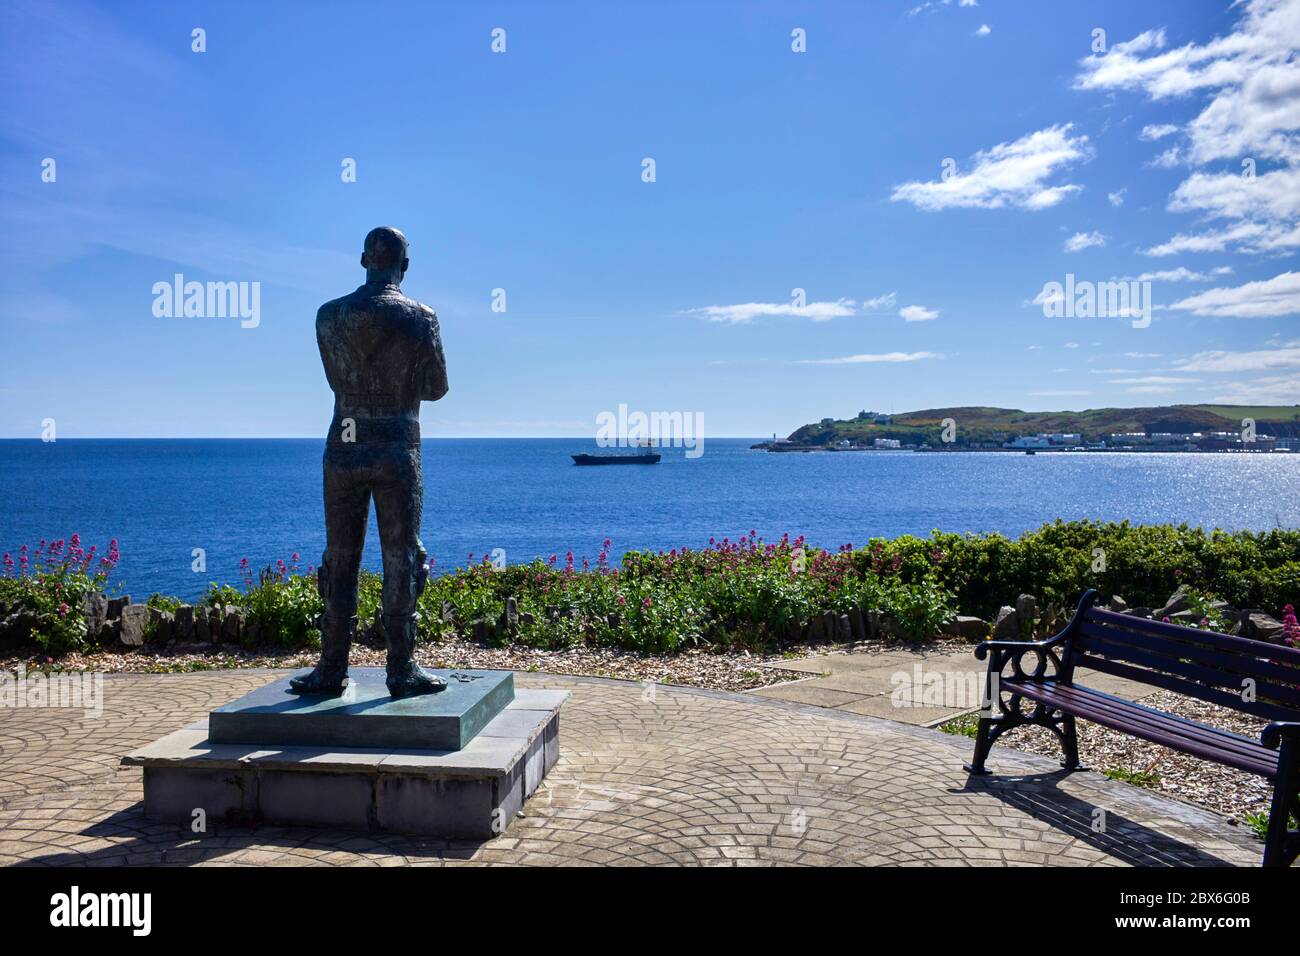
left=1, top=0, right=1297, bottom=438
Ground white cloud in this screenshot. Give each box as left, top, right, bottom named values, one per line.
left=1210, top=375, right=1300, bottom=403
left=1126, top=385, right=1180, bottom=394
left=899, top=304, right=940, bottom=322
left=1187, top=60, right=1300, bottom=166
left=975, top=24, right=991, bottom=37
left=860, top=292, right=898, bottom=311
left=1127, top=266, right=1229, bottom=282
left=1076, top=2, right=1300, bottom=265
left=1173, top=346, right=1300, bottom=372
left=1167, top=271, right=1300, bottom=318
left=1140, top=123, right=1179, bottom=141
left=1143, top=220, right=1300, bottom=256
left=1108, top=375, right=1201, bottom=385
left=1076, top=1, right=1300, bottom=261
left=1064, top=341, right=1080, bottom=349
left=1075, top=2, right=1300, bottom=165
left=1030, top=390, right=1090, bottom=397
left=797, top=351, right=941, bottom=365
left=1147, top=146, right=1183, bottom=168
left=1167, top=167, right=1300, bottom=222
left=1064, top=230, right=1106, bottom=252
left=890, top=124, right=1090, bottom=211
left=1108, top=188, right=1127, bottom=207
left=1032, top=286, right=1064, bottom=308
left=689, top=298, right=856, bottom=324
left=910, top=0, right=979, bottom=15
left=1124, top=351, right=1164, bottom=358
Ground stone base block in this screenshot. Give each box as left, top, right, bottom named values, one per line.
left=124, top=687, right=567, bottom=839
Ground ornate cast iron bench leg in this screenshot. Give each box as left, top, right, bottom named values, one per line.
left=965, top=643, right=1086, bottom=775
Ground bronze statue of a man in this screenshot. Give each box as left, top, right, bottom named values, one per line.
left=290, top=227, right=449, bottom=698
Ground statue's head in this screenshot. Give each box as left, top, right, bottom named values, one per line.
left=361, top=226, right=409, bottom=282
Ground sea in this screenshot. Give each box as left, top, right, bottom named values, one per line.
left=3, top=438, right=1298, bottom=601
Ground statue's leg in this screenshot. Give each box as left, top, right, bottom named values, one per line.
left=374, top=442, right=444, bottom=698
left=289, top=446, right=369, bottom=695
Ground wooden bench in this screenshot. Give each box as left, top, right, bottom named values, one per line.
left=964, top=588, right=1300, bottom=867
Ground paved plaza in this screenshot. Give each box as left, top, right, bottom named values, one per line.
left=0, top=669, right=1263, bottom=866
left=754, top=646, right=1159, bottom=725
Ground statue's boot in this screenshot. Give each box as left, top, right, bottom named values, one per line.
left=384, top=612, right=445, bottom=698
left=288, top=614, right=353, bottom=694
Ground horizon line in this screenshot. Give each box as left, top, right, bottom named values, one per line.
left=0, top=435, right=770, bottom=441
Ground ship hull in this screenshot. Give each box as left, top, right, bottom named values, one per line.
left=572, top=453, right=661, bottom=466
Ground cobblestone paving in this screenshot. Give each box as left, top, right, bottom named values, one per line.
left=0, top=670, right=1263, bottom=866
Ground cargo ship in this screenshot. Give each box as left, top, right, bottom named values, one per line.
left=572, top=443, right=661, bottom=465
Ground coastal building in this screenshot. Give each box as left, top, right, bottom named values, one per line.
left=1004, top=432, right=1081, bottom=449
left=1197, top=434, right=1277, bottom=452
left=1106, top=432, right=1201, bottom=450
left=873, top=437, right=901, bottom=449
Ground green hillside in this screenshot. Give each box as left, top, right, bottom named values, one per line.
left=786, top=405, right=1300, bottom=446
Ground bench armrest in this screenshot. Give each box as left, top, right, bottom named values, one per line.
left=973, top=589, right=1099, bottom=662
left=1262, top=721, right=1300, bottom=750
left=973, top=636, right=1062, bottom=661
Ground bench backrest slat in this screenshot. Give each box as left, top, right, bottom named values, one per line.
left=1080, top=654, right=1300, bottom=723
left=1064, top=605, right=1300, bottom=721
left=1086, top=607, right=1300, bottom=665
left=1077, top=620, right=1300, bottom=696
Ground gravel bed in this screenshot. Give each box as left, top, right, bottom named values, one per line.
left=0, top=638, right=845, bottom=693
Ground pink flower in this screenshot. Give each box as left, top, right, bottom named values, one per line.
left=1282, top=605, right=1300, bottom=646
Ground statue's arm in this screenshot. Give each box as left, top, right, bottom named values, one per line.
left=416, top=307, right=449, bottom=402
left=315, top=302, right=340, bottom=392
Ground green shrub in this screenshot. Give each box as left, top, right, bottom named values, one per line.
left=7, top=523, right=1297, bottom=657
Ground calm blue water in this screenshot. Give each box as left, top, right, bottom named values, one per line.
left=2, top=439, right=1298, bottom=601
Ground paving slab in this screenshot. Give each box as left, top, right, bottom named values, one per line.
left=836, top=696, right=969, bottom=724
left=747, top=682, right=867, bottom=708
left=755, top=645, right=1160, bottom=726
left=756, top=646, right=986, bottom=724
left=0, top=668, right=1264, bottom=867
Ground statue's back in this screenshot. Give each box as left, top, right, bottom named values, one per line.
left=317, top=285, right=448, bottom=416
